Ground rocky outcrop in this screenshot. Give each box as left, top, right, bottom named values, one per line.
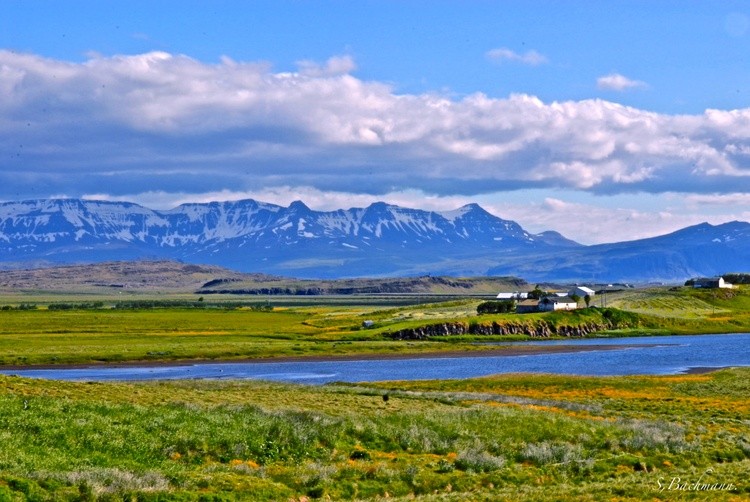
left=197, top=275, right=525, bottom=296
left=198, top=287, right=325, bottom=295
left=387, top=320, right=624, bottom=340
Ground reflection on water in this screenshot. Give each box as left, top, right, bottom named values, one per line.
left=2, top=333, right=749, bottom=384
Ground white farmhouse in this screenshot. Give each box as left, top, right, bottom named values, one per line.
left=538, top=296, right=578, bottom=312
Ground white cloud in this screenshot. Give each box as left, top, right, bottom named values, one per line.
left=486, top=196, right=748, bottom=244
left=2, top=49, right=750, bottom=213
left=684, top=192, right=750, bottom=207
left=486, top=47, right=548, bottom=66
left=597, top=73, right=647, bottom=91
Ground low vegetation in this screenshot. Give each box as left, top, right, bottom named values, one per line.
left=0, top=270, right=749, bottom=499
left=475, top=300, right=516, bottom=314
left=0, top=286, right=749, bottom=366
left=0, top=368, right=747, bottom=500
left=608, top=286, right=750, bottom=334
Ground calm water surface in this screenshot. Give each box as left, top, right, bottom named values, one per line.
left=3, top=333, right=749, bottom=384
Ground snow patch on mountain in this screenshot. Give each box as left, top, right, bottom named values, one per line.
left=13, top=197, right=749, bottom=282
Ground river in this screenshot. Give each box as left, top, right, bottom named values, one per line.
left=2, top=333, right=749, bottom=384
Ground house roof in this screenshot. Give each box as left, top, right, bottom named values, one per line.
left=693, top=277, right=727, bottom=285
left=517, top=299, right=539, bottom=306
left=571, top=286, right=595, bottom=294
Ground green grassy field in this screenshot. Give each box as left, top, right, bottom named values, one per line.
left=1, top=286, right=750, bottom=366
left=0, top=369, right=747, bottom=500
left=607, top=286, right=750, bottom=334
left=0, top=303, right=505, bottom=366
left=0, top=300, right=626, bottom=366
left=0, top=286, right=749, bottom=499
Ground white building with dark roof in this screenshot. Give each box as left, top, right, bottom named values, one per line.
left=691, top=277, right=733, bottom=289
left=538, top=296, right=578, bottom=312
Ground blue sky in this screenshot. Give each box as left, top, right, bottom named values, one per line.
left=2, top=1, right=750, bottom=243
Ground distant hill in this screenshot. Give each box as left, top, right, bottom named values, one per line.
left=195, top=274, right=529, bottom=296
left=488, top=221, right=750, bottom=283
left=0, top=198, right=748, bottom=282
left=0, top=260, right=528, bottom=296
left=0, top=261, right=249, bottom=294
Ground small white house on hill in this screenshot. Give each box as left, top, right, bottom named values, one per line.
left=538, top=296, right=578, bottom=312
left=568, top=286, right=595, bottom=298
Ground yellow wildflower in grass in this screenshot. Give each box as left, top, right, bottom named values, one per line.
left=658, top=375, right=711, bottom=383
left=615, top=465, right=632, bottom=475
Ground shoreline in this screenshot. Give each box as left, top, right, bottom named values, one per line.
left=0, top=343, right=637, bottom=371
left=681, top=366, right=732, bottom=374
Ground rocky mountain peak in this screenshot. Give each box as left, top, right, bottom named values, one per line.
left=0, top=198, right=746, bottom=282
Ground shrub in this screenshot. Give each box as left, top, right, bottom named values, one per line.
left=519, top=441, right=592, bottom=470
left=618, top=419, right=689, bottom=453
left=476, top=300, right=515, bottom=314
left=348, top=447, right=371, bottom=461
left=454, top=448, right=506, bottom=472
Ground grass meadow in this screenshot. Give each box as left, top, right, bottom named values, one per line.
left=0, top=304, right=516, bottom=366
left=0, top=286, right=749, bottom=499
left=0, top=368, right=747, bottom=500
left=2, top=286, right=750, bottom=367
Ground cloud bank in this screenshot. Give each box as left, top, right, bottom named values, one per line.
left=1, top=50, right=750, bottom=243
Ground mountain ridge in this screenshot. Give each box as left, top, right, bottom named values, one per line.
left=0, top=259, right=529, bottom=295
left=0, top=197, right=747, bottom=282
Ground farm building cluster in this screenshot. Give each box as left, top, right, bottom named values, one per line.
left=495, top=286, right=596, bottom=314
left=495, top=276, right=736, bottom=315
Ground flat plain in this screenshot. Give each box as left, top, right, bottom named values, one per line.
left=0, top=263, right=749, bottom=500
left=2, top=284, right=750, bottom=367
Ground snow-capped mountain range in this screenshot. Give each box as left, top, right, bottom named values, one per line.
left=0, top=198, right=748, bottom=282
